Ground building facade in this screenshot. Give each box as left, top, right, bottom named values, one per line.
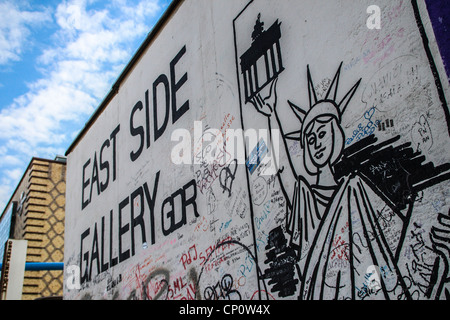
left=0, top=157, right=66, bottom=300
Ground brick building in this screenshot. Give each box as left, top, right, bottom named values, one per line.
left=0, top=157, right=66, bottom=299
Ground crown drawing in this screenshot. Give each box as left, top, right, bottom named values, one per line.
left=286, top=62, right=362, bottom=145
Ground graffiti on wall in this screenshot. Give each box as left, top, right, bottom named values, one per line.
left=234, top=0, right=450, bottom=300
left=246, top=61, right=450, bottom=299
left=65, top=0, right=450, bottom=300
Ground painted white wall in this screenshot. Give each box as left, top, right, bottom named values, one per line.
left=64, top=0, right=450, bottom=300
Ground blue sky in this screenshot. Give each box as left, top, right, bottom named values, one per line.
left=0, top=0, right=171, bottom=212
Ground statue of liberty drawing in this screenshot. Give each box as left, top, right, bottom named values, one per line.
left=248, top=62, right=450, bottom=300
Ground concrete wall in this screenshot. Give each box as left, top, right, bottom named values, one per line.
left=64, top=0, right=450, bottom=300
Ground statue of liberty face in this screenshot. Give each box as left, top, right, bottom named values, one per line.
left=305, top=117, right=336, bottom=168
left=304, top=109, right=344, bottom=168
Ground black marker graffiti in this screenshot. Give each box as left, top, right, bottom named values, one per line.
left=234, top=9, right=450, bottom=298
left=196, top=239, right=270, bottom=300
left=246, top=61, right=450, bottom=299
left=262, top=226, right=298, bottom=297
left=203, top=274, right=242, bottom=300
left=161, top=179, right=199, bottom=236
left=219, top=159, right=237, bottom=197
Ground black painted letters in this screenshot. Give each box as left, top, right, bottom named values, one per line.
left=128, top=45, right=189, bottom=162
left=81, top=124, right=120, bottom=210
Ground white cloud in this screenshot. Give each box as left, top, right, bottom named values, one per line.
left=0, top=1, right=51, bottom=65
left=0, top=184, right=14, bottom=211
left=2, top=155, right=25, bottom=167
left=0, top=166, right=25, bottom=212
left=5, top=168, right=23, bottom=181
left=0, top=0, right=164, bottom=211
left=0, top=0, right=163, bottom=145
left=56, top=0, right=109, bottom=33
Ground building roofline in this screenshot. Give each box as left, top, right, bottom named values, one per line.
left=0, top=157, right=66, bottom=221
left=65, top=0, right=183, bottom=156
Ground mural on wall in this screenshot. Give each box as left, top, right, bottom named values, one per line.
left=234, top=0, right=450, bottom=300
left=247, top=62, right=450, bottom=299
left=64, top=0, right=450, bottom=300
